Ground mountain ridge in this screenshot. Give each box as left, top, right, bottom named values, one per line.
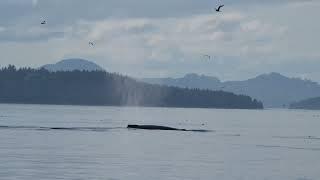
left=41, top=58, right=104, bottom=72
left=141, top=73, right=320, bottom=108
left=290, top=97, right=320, bottom=110
left=40, top=58, right=320, bottom=108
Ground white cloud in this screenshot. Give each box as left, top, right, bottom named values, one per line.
left=9, top=11, right=284, bottom=75
left=0, top=27, right=6, bottom=32
left=0, top=0, right=319, bottom=81
left=32, top=0, right=38, bottom=7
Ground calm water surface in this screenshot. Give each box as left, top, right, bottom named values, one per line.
left=0, top=104, right=319, bottom=180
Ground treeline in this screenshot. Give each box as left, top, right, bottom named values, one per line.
left=290, top=97, right=320, bottom=110
left=0, top=65, right=263, bottom=109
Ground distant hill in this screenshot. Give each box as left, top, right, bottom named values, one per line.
left=0, top=65, right=263, bottom=109
left=41, top=59, right=104, bottom=72
left=290, top=97, right=320, bottom=110
left=143, top=73, right=221, bottom=89
left=141, top=73, right=320, bottom=108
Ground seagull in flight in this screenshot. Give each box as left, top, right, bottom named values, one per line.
left=41, top=20, right=46, bottom=25
left=89, top=42, right=94, bottom=47
left=215, top=5, right=224, bottom=12
left=203, top=54, right=212, bottom=60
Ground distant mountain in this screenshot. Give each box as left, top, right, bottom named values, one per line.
left=290, top=97, right=320, bottom=110
left=141, top=72, right=320, bottom=108
left=144, top=73, right=221, bottom=89
left=41, top=59, right=104, bottom=72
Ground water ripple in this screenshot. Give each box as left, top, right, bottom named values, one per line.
left=256, top=144, right=320, bottom=151
left=273, top=136, right=320, bottom=140
left=0, top=125, right=123, bottom=132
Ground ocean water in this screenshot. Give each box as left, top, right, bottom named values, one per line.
left=0, top=104, right=319, bottom=180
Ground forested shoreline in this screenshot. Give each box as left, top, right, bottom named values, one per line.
left=290, top=97, right=320, bottom=110
left=0, top=65, right=263, bottom=109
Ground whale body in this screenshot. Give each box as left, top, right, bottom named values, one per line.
left=127, top=124, right=186, bottom=131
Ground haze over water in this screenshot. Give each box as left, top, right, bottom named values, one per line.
left=0, top=104, right=319, bottom=180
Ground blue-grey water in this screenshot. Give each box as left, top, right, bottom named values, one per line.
left=0, top=104, right=319, bottom=180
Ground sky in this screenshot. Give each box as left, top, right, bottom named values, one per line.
left=0, top=0, right=319, bottom=82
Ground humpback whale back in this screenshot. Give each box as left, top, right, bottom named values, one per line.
left=127, top=124, right=186, bottom=131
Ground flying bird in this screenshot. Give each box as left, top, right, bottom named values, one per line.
left=215, top=5, right=224, bottom=12
left=203, top=54, right=212, bottom=60
left=41, top=20, right=46, bottom=25
left=89, top=42, right=94, bottom=46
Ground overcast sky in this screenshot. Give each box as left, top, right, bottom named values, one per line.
left=0, top=0, right=319, bottom=81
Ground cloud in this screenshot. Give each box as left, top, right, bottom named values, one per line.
left=0, top=25, right=66, bottom=42
left=30, top=11, right=284, bottom=76
left=0, top=0, right=319, bottom=82
left=32, top=0, right=38, bottom=7
left=0, top=0, right=315, bottom=24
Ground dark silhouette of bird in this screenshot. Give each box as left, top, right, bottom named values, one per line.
left=89, top=42, right=94, bottom=46
left=203, top=54, right=212, bottom=60
left=215, top=5, right=224, bottom=12
left=41, top=20, right=46, bottom=25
